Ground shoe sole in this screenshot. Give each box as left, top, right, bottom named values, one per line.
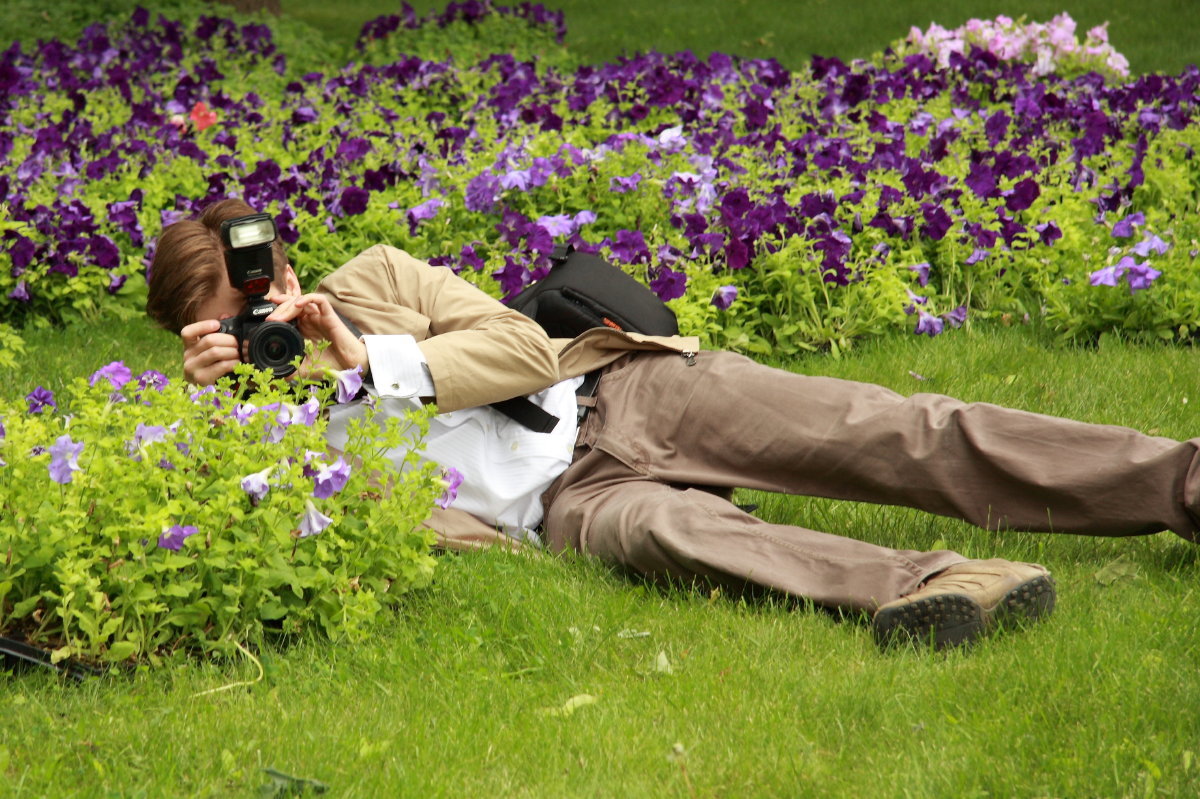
left=873, top=574, right=1057, bottom=650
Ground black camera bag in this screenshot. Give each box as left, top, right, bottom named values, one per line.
left=490, top=244, right=679, bottom=433
left=506, top=244, right=679, bottom=338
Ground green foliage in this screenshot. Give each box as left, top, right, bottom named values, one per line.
left=0, top=362, right=441, bottom=665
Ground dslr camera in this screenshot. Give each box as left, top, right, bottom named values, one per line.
left=216, top=213, right=305, bottom=378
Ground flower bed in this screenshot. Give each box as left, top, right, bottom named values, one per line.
left=0, top=2, right=1197, bottom=355
left=0, top=362, right=442, bottom=664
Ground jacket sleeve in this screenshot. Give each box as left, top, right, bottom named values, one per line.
left=315, top=244, right=560, bottom=412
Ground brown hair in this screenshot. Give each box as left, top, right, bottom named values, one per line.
left=146, top=198, right=289, bottom=333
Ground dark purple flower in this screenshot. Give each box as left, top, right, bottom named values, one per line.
left=340, top=187, right=370, bottom=216
left=943, top=305, right=968, bottom=328
left=48, top=434, right=84, bottom=484
left=650, top=266, right=687, bottom=301
left=158, top=524, right=199, bottom=551
left=436, top=467, right=464, bottom=509
left=1035, top=221, right=1063, bottom=246
left=292, top=105, right=319, bottom=124
left=337, top=137, right=371, bottom=160
left=26, top=386, right=55, bottom=414
left=89, top=361, right=133, bottom=389
left=1004, top=179, right=1040, bottom=212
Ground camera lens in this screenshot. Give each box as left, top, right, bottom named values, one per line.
left=247, top=321, right=304, bottom=378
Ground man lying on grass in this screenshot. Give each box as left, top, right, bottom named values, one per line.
left=146, top=199, right=1197, bottom=651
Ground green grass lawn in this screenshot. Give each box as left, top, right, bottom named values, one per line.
left=4, top=1, right=1200, bottom=796
left=6, top=322, right=1200, bottom=798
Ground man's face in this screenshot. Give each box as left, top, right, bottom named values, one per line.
left=194, top=275, right=246, bottom=324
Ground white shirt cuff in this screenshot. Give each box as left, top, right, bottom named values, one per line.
left=363, top=335, right=435, bottom=398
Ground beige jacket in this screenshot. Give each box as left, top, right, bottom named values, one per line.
left=316, top=244, right=700, bottom=547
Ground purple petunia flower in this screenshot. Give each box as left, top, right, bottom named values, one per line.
left=1125, top=260, right=1161, bottom=292
left=89, top=361, right=133, bottom=389
left=241, top=466, right=273, bottom=503
left=436, top=467, right=464, bottom=509
left=610, top=173, right=642, bottom=194
left=966, top=248, right=990, bottom=265
left=335, top=366, right=363, bottom=404
left=26, top=386, right=56, bottom=414
left=48, top=434, right=84, bottom=484
left=1132, top=233, right=1169, bottom=257
left=8, top=281, right=30, bottom=302
left=908, top=263, right=931, bottom=287
left=340, top=187, right=370, bottom=216
left=291, top=397, right=320, bottom=426
left=944, top=305, right=969, bottom=328
left=136, top=370, right=170, bottom=392
left=232, top=402, right=258, bottom=425
left=536, top=214, right=574, bottom=237
left=914, top=311, right=945, bottom=337
left=1111, top=212, right=1144, bottom=238
left=711, top=285, right=738, bottom=310
left=158, top=524, right=199, bottom=551
left=1035, top=221, right=1063, bottom=246
left=1089, top=264, right=1122, bottom=287
left=312, top=456, right=351, bottom=499
left=298, top=500, right=333, bottom=538
left=407, top=197, right=445, bottom=229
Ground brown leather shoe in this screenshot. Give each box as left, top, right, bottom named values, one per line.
left=872, top=558, right=1056, bottom=650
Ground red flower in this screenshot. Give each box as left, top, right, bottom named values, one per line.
left=189, top=101, right=217, bottom=131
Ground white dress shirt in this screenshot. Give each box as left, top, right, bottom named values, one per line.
left=323, top=335, right=581, bottom=543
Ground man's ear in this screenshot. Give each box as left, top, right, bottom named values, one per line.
left=282, top=263, right=302, bottom=295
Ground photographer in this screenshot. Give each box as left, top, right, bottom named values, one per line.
left=148, top=199, right=1200, bottom=650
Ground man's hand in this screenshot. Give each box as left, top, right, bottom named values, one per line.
left=266, top=291, right=369, bottom=377
left=180, top=320, right=241, bottom=386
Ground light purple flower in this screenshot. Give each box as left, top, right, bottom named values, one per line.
left=905, top=288, right=928, bottom=306
left=1132, top=233, right=1169, bottom=257
left=1125, top=261, right=1162, bottom=292
left=908, top=262, right=931, bottom=287
left=48, top=434, right=84, bottom=484
left=536, top=214, right=575, bottom=237
left=232, top=403, right=258, bottom=424
left=134, top=423, right=168, bottom=446
left=711, top=285, right=738, bottom=310
left=291, top=397, right=320, bottom=426
left=437, top=467, right=464, bottom=510
left=298, top=500, right=333, bottom=538
left=610, top=174, right=642, bottom=194
left=241, top=466, right=273, bottom=503
left=1111, top=212, right=1144, bottom=238
left=158, top=524, right=199, bottom=551
left=335, top=365, right=363, bottom=404
left=966, top=248, right=990, bottom=265
left=407, top=197, right=445, bottom=226
left=574, top=210, right=597, bottom=227
left=89, top=361, right=133, bottom=389
left=312, top=456, right=351, bottom=499
left=914, top=311, right=945, bottom=337
left=26, top=386, right=56, bottom=414
left=499, top=169, right=531, bottom=191
left=1089, top=258, right=1128, bottom=287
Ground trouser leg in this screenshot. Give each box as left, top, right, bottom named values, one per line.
left=581, top=351, right=1200, bottom=541
left=543, top=447, right=967, bottom=611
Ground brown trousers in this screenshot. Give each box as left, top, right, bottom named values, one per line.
left=541, top=351, right=1200, bottom=611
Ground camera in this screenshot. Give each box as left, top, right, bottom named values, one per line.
left=216, top=213, right=305, bottom=378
